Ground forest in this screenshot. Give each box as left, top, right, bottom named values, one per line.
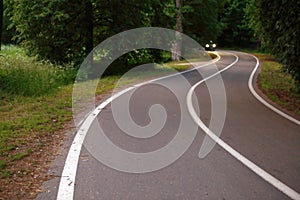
left=0, top=1, right=299, bottom=198
left=0, top=0, right=299, bottom=86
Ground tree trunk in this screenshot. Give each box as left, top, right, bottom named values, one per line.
left=172, top=0, right=183, bottom=61
left=85, top=0, right=95, bottom=79
left=85, top=0, right=93, bottom=56
left=0, top=0, right=3, bottom=51
left=176, top=0, right=183, bottom=33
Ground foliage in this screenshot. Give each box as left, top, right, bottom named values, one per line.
left=0, top=0, right=3, bottom=49
left=4, top=0, right=300, bottom=85
left=0, top=46, right=122, bottom=193
left=183, top=0, right=224, bottom=44
left=5, top=0, right=227, bottom=68
left=91, top=0, right=158, bottom=75
left=5, top=0, right=93, bottom=66
left=1, top=1, right=14, bottom=44
left=248, top=0, right=300, bottom=89
left=0, top=45, right=189, bottom=183
left=92, top=0, right=151, bottom=42
left=218, top=0, right=256, bottom=47
left=256, top=53, right=300, bottom=115
left=0, top=45, right=76, bottom=96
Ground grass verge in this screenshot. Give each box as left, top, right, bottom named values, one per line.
left=0, top=75, right=123, bottom=198
left=0, top=45, right=196, bottom=198
left=162, top=52, right=217, bottom=71
left=253, top=53, right=300, bottom=116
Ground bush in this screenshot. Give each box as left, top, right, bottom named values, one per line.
left=0, top=45, right=76, bottom=96
left=97, top=49, right=170, bottom=77
left=250, top=0, right=300, bottom=91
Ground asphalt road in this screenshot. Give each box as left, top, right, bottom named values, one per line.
left=37, top=51, right=300, bottom=200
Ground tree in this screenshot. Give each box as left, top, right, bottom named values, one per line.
left=6, top=0, right=153, bottom=67
left=183, top=0, right=224, bottom=44
left=0, top=0, right=3, bottom=50
left=249, top=0, right=300, bottom=88
left=172, top=0, right=183, bottom=61
left=1, top=1, right=15, bottom=45
left=6, top=0, right=94, bottom=66
left=84, top=0, right=94, bottom=57
left=218, top=0, right=255, bottom=47
left=5, top=0, right=226, bottom=70
left=90, top=0, right=158, bottom=76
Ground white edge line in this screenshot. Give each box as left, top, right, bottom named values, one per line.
left=186, top=52, right=300, bottom=200
left=56, top=52, right=220, bottom=200
left=56, top=87, right=134, bottom=200
left=247, top=53, right=300, bottom=126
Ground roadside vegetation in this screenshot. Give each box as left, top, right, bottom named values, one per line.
left=0, top=46, right=120, bottom=198
left=254, top=53, right=300, bottom=116
left=0, top=45, right=195, bottom=198
left=0, top=0, right=299, bottom=198
left=0, top=45, right=77, bottom=96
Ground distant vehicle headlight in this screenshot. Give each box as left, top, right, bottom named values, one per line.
left=205, top=44, right=209, bottom=48
left=212, top=44, right=216, bottom=48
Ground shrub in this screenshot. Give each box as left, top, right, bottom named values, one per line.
left=0, top=45, right=76, bottom=96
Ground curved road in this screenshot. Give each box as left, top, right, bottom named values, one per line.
left=38, top=51, right=300, bottom=200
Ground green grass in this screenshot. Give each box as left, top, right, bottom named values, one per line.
left=0, top=45, right=191, bottom=178
left=0, top=45, right=225, bottom=198
left=8, top=151, right=30, bottom=162
left=221, top=48, right=299, bottom=115
left=254, top=53, right=300, bottom=116
left=0, top=45, right=209, bottom=198
left=0, top=45, right=76, bottom=96
left=0, top=46, right=125, bottom=181
left=0, top=160, right=6, bottom=170
left=0, top=74, right=124, bottom=180
left=161, top=52, right=217, bottom=71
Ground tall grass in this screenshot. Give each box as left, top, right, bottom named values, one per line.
left=0, top=45, right=76, bottom=96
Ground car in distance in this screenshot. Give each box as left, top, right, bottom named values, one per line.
left=205, top=40, right=217, bottom=51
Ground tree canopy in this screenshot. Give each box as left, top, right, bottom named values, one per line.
left=247, top=0, right=300, bottom=87
left=2, top=0, right=299, bottom=85
left=218, top=0, right=255, bottom=47
left=4, top=0, right=223, bottom=65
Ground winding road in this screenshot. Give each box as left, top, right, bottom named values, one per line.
left=37, top=50, right=300, bottom=200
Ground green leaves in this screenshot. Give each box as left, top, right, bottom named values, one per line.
left=218, top=0, right=255, bottom=47
left=251, top=0, right=300, bottom=89
left=5, top=0, right=227, bottom=70
left=5, top=0, right=91, bottom=66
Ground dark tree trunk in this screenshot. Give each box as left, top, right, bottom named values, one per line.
left=172, top=0, right=182, bottom=61
left=0, top=0, right=3, bottom=51
left=85, top=0, right=95, bottom=79
left=176, top=0, right=183, bottom=33
left=85, top=0, right=93, bottom=56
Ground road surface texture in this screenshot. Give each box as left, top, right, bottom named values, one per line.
left=37, top=51, right=300, bottom=200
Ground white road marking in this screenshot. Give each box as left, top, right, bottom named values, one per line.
left=56, top=86, right=134, bottom=200
left=58, top=50, right=300, bottom=200
left=246, top=53, right=300, bottom=126
left=56, top=53, right=220, bottom=200
left=187, top=52, right=300, bottom=200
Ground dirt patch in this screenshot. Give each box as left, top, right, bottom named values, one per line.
left=0, top=121, right=73, bottom=199
left=0, top=85, right=120, bottom=200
